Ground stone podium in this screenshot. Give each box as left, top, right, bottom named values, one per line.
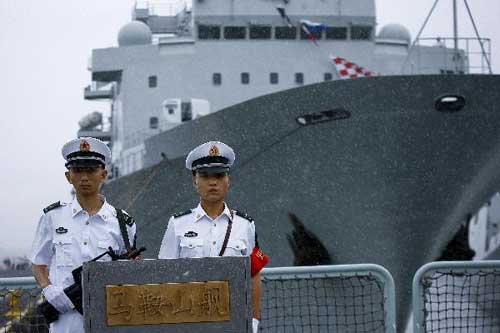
left=82, top=257, right=252, bottom=332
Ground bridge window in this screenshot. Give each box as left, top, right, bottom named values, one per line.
left=181, top=102, right=192, bottom=122
left=270, top=72, right=279, bottom=84
left=149, top=117, right=159, bottom=129
left=295, top=72, right=304, bottom=84
left=241, top=72, right=250, bottom=84
left=213, top=73, right=222, bottom=85
left=326, top=27, right=347, bottom=40
left=351, top=26, right=372, bottom=40
left=148, top=75, right=157, bottom=88
left=250, top=26, right=272, bottom=39
left=224, top=26, right=246, bottom=39
left=198, top=25, right=221, bottom=39
left=275, top=26, right=297, bottom=40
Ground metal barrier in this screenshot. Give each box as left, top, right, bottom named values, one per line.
left=2, top=265, right=396, bottom=332
left=0, top=277, right=47, bottom=333
left=413, top=261, right=500, bottom=333
left=5, top=261, right=500, bottom=332
left=260, top=264, right=396, bottom=333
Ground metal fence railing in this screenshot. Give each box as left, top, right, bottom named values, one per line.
left=6, top=261, right=500, bottom=333
left=0, top=276, right=47, bottom=333
left=2, top=266, right=396, bottom=333
left=413, top=37, right=492, bottom=74
left=413, top=261, right=500, bottom=333
left=3, top=265, right=397, bottom=332
left=260, top=264, right=396, bottom=333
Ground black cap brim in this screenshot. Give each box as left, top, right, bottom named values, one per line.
left=66, top=159, right=105, bottom=169
left=194, top=166, right=230, bottom=174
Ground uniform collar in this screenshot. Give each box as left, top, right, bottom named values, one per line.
left=70, top=198, right=84, bottom=217
left=96, top=197, right=114, bottom=221
left=70, top=195, right=111, bottom=221
left=193, top=202, right=231, bottom=222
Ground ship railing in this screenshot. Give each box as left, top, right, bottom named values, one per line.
left=134, top=0, right=187, bottom=17
left=114, top=119, right=184, bottom=176
left=0, top=277, right=47, bottom=332
left=123, top=128, right=157, bottom=148
left=122, top=118, right=180, bottom=149
left=413, top=36, right=491, bottom=74
left=260, top=264, right=396, bottom=333
left=413, top=260, right=500, bottom=333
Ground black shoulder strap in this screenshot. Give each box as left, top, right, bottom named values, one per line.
left=173, top=209, right=192, bottom=218
left=116, top=208, right=133, bottom=252
left=218, top=210, right=234, bottom=256
left=235, top=210, right=254, bottom=222
left=43, top=201, right=62, bottom=214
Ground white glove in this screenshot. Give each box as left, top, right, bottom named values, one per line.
left=252, top=318, right=259, bottom=333
left=42, top=285, right=75, bottom=314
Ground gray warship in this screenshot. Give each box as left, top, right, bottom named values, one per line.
left=77, top=0, right=500, bottom=330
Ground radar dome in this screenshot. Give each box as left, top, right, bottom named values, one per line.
left=377, top=24, right=411, bottom=44
left=118, top=21, right=152, bottom=46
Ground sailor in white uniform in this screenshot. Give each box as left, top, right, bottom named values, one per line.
left=29, top=137, right=136, bottom=333
left=158, top=141, right=268, bottom=333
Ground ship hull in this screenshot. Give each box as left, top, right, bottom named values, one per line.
left=104, top=75, right=500, bottom=329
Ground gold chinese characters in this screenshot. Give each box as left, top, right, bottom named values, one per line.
left=106, top=281, right=230, bottom=326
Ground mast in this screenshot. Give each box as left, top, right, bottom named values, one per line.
left=452, top=0, right=460, bottom=73
left=453, top=0, right=458, bottom=52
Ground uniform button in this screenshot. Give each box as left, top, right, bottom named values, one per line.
left=212, top=241, right=216, bottom=245
left=85, top=221, right=89, bottom=225
left=83, top=241, right=88, bottom=245
left=73, top=209, right=77, bottom=214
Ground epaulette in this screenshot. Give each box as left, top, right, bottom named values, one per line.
left=43, top=201, right=63, bottom=214
left=173, top=209, right=192, bottom=219
left=235, top=210, right=254, bottom=222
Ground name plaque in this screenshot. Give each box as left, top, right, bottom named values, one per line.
left=106, top=281, right=230, bottom=326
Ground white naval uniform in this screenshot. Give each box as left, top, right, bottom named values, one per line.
left=29, top=196, right=136, bottom=333
left=158, top=203, right=256, bottom=259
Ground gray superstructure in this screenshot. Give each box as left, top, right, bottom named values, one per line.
left=82, top=0, right=472, bottom=177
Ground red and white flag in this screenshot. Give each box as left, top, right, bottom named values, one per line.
left=331, top=56, right=379, bottom=79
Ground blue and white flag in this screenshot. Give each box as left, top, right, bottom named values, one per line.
left=300, top=19, right=327, bottom=34
left=300, top=19, right=327, bottom=45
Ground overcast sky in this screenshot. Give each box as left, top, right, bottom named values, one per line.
left=0, top=0, right=498, bottom=257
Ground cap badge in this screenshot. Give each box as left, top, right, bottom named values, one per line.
left=80, top=139, right=90, bottom=152
left=209, top=145, right=219, bottom=157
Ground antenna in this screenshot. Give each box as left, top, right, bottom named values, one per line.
left=401, top=0, right=492, bottom=74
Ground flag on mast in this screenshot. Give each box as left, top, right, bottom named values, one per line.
left=300, top=19, right=327, bottom=45
left=331, top=56, right=380, bottom=79
left=300, top=20, right=327, bottom=34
